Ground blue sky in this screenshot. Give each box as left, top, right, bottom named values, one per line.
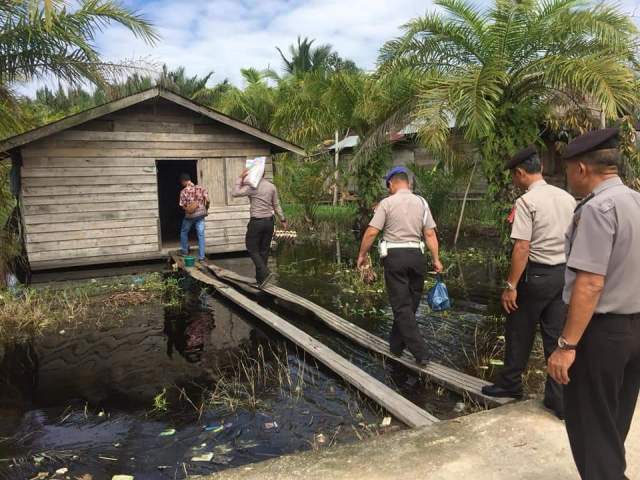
left=21, top=0, right=640, bottom=95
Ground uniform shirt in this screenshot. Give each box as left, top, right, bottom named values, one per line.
left=510, top=180, right=576, bottom=265
left=563, top=177, right=640, bottom=314
left=369, top=189, right=436, bottom=243
left=179, top=182, right=209, bottom=219
left=231, top=177, right=285, bottom=221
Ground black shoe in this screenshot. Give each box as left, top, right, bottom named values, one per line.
left=258, top=272, right=274, bottom=289
left=481, top=384, right=523, bottom=399
left=543, top=399, right=564, bottom=420
left=415, top=358, right=429, bottom=367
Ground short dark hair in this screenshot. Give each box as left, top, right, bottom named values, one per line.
left=389, top=172, right=410, bottom=184
left=179, top=173, right=191, bottom=182
left=517, top=154, right=542, bottom=174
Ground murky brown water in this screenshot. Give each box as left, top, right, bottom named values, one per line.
left=0, top=235, right=504, bottom=479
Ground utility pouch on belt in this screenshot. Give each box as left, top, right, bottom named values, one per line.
left=378, top=240, right=388, bottom=259
left=420, top=241, right=425, bottom=254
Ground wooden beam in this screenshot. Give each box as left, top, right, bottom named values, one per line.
left=207, top=263, right=514, bottom=408
left=159, top=90, right=306, bottom=156
left=172, top=256, right=437, bottom=428
left=0, top=88, right=160, bottom=152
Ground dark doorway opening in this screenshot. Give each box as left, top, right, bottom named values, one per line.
left=156, top=160, right=198, bottom=248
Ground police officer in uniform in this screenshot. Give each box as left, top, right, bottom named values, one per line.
left=482, top=147, right=576, bottom=419
left=356, top=166, right=443, bottom=365
left=547, top=128, right=640, bottom=479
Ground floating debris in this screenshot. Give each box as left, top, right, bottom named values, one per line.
left=111, top=476, right=134, bottom=480
left=453, top=402, right=466, bottom=413
left=315, top=433, right=326, bottom=444
left=203, top=424, right=223, bottom=433
left=380, top=417, right=392, bottom=427
left=159, top=428, right=176, bottom=437
left=214, top=444, right=233, bottom=455
left=212, top=454, right=232, bottom=465
left=33, top=455, right=44, bottom=465
left=263, top=421, right=278, bottom=431
left=191, top=452, right=214, bottom=462
left=55, top=467, right=68, bottom=475
left=75, top=475, right=93, bottom=480
left=29, top=473, right=49, bottom=480
left=235, top=439, right=259, bottom=449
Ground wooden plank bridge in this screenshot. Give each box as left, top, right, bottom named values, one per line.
left=171, top=255, right=515, bottom=428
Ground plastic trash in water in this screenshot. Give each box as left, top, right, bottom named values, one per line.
left=132, top=276, right=145, bottom=285
left=191, top=452, right=214, bottom=462
left=380, top=417, right=392, bottom=427
left=159, top=428, right=176, bottom=436
left=426, top=274, right=451, bottom=312
left=112, top=476, right=134, bottom=480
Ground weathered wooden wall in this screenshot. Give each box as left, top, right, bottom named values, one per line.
left=20, top=97, right=274, bottom=270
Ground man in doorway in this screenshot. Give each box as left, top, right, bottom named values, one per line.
left=356, top=166, right=443, bottom=365
left=481, top=146, right=576, bottom=419
left=232, top=168, right=287, bottom=288
left=178, top=173, right=209, bottom=263
left=548, top=128, right=640, bottom=479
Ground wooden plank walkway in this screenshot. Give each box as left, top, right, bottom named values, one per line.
left=172, top=256, right=438, bottom=428
left=206, top=263, right=514, bottom=408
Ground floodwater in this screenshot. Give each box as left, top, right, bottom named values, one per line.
left=0, top=234, right=504, bottom=479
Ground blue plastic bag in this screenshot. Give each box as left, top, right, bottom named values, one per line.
left=426, top=274, right=451, bottom=312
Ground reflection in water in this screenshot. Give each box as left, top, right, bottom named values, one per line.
left=0, top=275, right=382, bottom=480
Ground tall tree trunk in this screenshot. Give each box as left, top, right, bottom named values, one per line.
left=333, top=129, right=339, bottom=206
left=454, top=157, right=479, bottom=246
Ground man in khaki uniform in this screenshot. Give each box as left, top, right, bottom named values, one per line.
left=482, top=146, right=576, bottom=419
left=548, top=128, right=640, bottom=479
left=357, top=166, right=443, bottom=365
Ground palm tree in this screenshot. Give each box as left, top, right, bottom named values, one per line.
left=276, top=36, right=334, bottom=77
left=0, top=0, right=158, bottom=135
left=217, top=68, right=277, bottom=130
left=374, top=0, right=638, bottom=236
left=0, top=0, right=158, bottom=284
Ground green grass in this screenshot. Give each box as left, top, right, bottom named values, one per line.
left=283, top=204, right=357, bottom=231
left=0, top=273, right=182, bottom=344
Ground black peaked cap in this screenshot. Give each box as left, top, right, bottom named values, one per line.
left=505, top=145, right=537, bottom=170
left=563, top=128, right=619, bottom=159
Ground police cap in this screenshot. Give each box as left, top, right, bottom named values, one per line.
left=563, top=128, right=619, bottom=160
left=384, top=165, right=411, bottom=186
left=505, top=145, right=537, bottom=170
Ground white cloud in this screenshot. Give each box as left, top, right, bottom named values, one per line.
left=16, top=0, right=640, bottom=96
left=18, top=0, right=434, bottom=95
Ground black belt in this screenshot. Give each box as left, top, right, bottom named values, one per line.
left=528, top=262, right=566, bottom=269
left=594, top=313, right=640, bottom=321
left=250, top=216, right=273, bottom=221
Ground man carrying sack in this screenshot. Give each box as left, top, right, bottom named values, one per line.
left=178, top=173, right=209, bottom=263
left=356, top=166, right=443, bottom=365
left=232, top=167, right=287, bottom=288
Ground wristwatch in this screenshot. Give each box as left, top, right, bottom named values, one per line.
left=558, top=336, right=578, bottom=351
left=503, top=280, right=516, bottom=291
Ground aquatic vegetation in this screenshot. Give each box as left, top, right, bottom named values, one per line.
left=152, top=388, right=169, bottom=413
left=0, top=273, right=184, bottom=344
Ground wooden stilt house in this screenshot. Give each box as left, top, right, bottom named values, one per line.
left=0, top=87, right=304, bottom=271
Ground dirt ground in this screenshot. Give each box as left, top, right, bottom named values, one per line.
left=206, top=399, right=640, bottom=480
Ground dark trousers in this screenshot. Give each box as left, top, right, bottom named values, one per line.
left=565, top=314, right=640, bottom=480
left=383, top=248, right=428, bottom=361
left=497, top=263, right=566, bottom=409
left=246, top=217, right=274, bottom=283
